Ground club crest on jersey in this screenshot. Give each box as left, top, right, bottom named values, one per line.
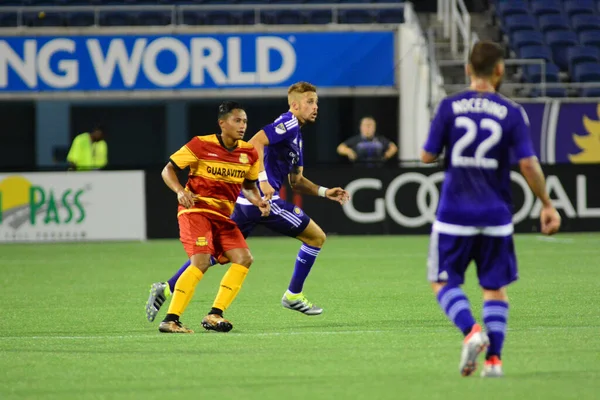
left=196, top=237, right=207, bottom=246
left=275, top=123, right=286, bottom=135
left=239, top=153, right=249, bottom=164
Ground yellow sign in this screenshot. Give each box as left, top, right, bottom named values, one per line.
left=569, top=103, right=600, bottom=163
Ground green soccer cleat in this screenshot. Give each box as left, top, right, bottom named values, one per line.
left=281, top=292, right=323, bottom=316
left=145, top=282, right=171, bottom=322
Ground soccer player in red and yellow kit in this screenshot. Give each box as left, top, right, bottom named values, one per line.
left=158, top=101, right=270, bottom=334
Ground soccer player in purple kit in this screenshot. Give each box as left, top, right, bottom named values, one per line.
left=421, top=41, right=561, bottom=377
left=146, top=82, right=350, bottom=330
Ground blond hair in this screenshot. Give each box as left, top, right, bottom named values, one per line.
left=287, top=82, right=317, bottom=106
left=287, top=81, right=317, bottom=95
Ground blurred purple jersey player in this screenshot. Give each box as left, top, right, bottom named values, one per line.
left=146, top=82, right=350, bottom=327
left=421, top=41, right=561, bottom=378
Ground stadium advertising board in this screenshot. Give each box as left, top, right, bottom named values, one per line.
left=296, top=165, right=600, bottom=235
left=0, top=32, right=394, bottom=92
left=521, top=102, right=600, bottom=164
left=0, top=171, right=146, bottom=242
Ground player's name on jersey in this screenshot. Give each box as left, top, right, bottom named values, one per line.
left=206, top=166, right=247, bottom=178
left=451, top=98, right=508, bottom=120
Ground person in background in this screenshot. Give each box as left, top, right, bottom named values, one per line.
left=337, top=116, right=398, bottom=167
left=66, top=125, right=107, bottom=171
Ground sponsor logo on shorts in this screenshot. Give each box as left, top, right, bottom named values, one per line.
left=239, top=153, right=249, bottom=164
left=196, top=236, right=207, bottom=246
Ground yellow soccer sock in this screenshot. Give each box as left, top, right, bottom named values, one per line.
left=212, top=263, right=249, bottom=312
left=166, top=265, right=204, bottom=317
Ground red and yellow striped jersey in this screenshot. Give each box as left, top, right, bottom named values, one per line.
left=169, top=134, right=259, bottom=219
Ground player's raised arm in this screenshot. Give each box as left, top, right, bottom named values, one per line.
left=288, top=166, right=349, bottom=205
left=512, top=107, right=561, bottom=235
left=162, top=144, right=196, bottom=209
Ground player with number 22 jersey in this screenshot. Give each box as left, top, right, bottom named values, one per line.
left=421, top=41, right=560, bottom=378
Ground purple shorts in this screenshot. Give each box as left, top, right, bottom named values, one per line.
left=427, top=224, right=518, bottom=290
left=231, top=198, right=311, bottom=238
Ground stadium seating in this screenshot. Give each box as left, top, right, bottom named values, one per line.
left=531, top=1, right=562, bottom=18
left=518, top=45, right=553, bottom=63
left=564, top=0, right=596, bottom=18
left=495, top=0, right=600, bottom=95
left=503, top=14, right=537, bottom=36
left=571, top=15, right=600, bottom=34
left=581, top=87, right=600, bottom=97
left=580, top=31, right=600, bottom=48
left=0, top=0, right=406, bottom=26
left=65, top=12, right=95, bottom=26
left=511, top=31, right=545, bottom=50
left=538, top=15, right=570, bottom=34
left=568, top=47, right=600, bottom=74
left=545, top=30, right=578, bottom=71
left=496, top=2, right=530, bottom=20
left=523, top=63, right=560, bottom=84
left=574, top=63, right=600, bottom=83
left=529, top=87, right=568, bottom=97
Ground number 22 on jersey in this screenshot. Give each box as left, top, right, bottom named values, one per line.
left=452, top=116, right=502, bottom=169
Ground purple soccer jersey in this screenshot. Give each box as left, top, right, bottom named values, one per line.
left=424, top=90, right=536, bottom=227
left=425, top=90, right=535, bottom=289
left=234, top=111, right=310, bottom=237
left=261, top=111, right=304, bottom=195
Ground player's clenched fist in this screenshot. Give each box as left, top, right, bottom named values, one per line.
left=326, top=187, right=350, bottom=205
left=540, top=205, right=561, bottom=236
left=258, top=200, right=271, bottom=217
left=177, top=189, right=195, bottom=209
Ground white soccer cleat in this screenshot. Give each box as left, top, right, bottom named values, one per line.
left=281, top=292, right=323, bottom=315
left=145, top=282, right=170, bottom=322
left=481, top=356, right=504, bottom=377
left=459, top=324, right=489, bottom=376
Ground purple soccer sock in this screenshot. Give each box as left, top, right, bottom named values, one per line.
left=288, top=244, right=321, bottom=294
left=483, top=300, right=509, bottom=359
left=437, top=285, right=477, bottom=336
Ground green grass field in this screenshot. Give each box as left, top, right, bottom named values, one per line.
left=1, top=234, right=599, bottom=400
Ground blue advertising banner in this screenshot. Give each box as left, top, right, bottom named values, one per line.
left=0, top=32, right=395, bottom=92
left=521, top=101, right=600, bottom=164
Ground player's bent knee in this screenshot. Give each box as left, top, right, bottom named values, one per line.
left=482, top=287, right=508, bottom=301
left=230, top=252, right=253, bottom=268
left=303, top=229, right=326, bottom=248
left=190, top=254, right=213, bottom=272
